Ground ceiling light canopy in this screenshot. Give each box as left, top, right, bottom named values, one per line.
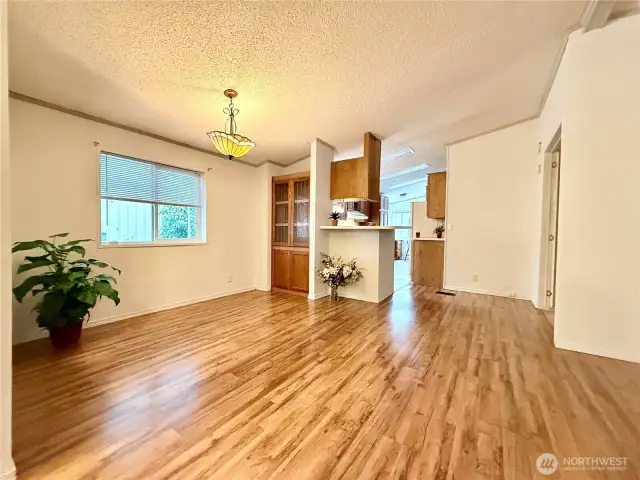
left=207, top=89, right=255, bottom=159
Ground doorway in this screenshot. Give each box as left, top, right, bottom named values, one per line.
left=544, top=131, right=562, bottom=319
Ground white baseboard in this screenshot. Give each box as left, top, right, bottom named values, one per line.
left=0, top=461, right=16, bottom=480
left=14, top=287, right=256, bottom=344
left=555, top=338, right=640, bottom=364
left=444, top=285, right=529, bottom=301
left=87, top=287, right=256, bottom=328
left=308, top=292, right=329, bottom=300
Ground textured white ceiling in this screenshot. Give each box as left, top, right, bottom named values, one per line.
left=8, top=1, right=586, bottom=169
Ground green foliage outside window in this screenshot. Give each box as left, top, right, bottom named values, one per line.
left=158, top=205, right=197, bottom=240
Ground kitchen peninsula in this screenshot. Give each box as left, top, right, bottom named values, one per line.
left=320, top=226, right=396, bottom=303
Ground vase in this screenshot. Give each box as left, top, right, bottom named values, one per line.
left=49, top=323, right=83, bottom=349
left=330, top=286, right=339, bottom=301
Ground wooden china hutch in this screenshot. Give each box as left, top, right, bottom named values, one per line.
left=272, top=172, right=310, bottom=294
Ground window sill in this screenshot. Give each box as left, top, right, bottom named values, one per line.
left=98, top=241, right=208, bottom=249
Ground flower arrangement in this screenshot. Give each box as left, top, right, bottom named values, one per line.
left=316, top=252, right=363, bottom=300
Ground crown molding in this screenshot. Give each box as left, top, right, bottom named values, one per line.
left=9, top=91, right=261, bottom=168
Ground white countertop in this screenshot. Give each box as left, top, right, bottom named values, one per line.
left=413, top=237, right=445, bottom=241
left=320, top=226, right=396, bottom=231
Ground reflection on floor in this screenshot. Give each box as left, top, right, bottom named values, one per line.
left=13, top=289, right=640, bottom=479
left=394, top=259, right=411, bottom=291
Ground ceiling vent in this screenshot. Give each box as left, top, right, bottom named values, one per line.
left=382, top=147, right=415, bottom=163
left=381, top=163, right=429, bottom=181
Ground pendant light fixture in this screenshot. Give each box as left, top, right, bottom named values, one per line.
left=206, top=89, right=255, bottom=159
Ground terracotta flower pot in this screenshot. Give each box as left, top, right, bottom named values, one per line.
left=49, top=323, right=83, bottom=349
left=331, top=220, right=338, bottom=226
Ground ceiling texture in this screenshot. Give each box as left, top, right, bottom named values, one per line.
left=9, top=1, right=587, bottom=173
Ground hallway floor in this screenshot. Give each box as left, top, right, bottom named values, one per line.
left=393, top=258, right=411, bottom=291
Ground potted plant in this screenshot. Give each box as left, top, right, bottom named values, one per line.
left=316, top=253, right=363, bottom=300
left=329, top=211, right=340, bottom=226
left=433, top=224, right=445, bottom=239
left=12, top=233, right=121, bottom=349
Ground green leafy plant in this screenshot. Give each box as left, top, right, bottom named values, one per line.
left=329, top=212, right=340, bottom=220
left=12, top=233, right=121, bottom=330
left=433, top=224, right=445, bottom=238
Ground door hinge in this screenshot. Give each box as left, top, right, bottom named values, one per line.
left=549, top=234, right=555, bottom=241
left=546, top=290, right=553, bottom=297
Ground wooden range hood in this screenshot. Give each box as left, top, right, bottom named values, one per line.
left=330, top=132, right=381, bottom=203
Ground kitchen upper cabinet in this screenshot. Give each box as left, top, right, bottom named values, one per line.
left=427, top=172, right=447, bottom=219
left=330, top=132, right=381, bottom=201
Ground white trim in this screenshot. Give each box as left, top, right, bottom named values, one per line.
left=86, top=287, right=256, bottom=328
left=444, top=285, right=527, bottom=301
left=535, top=125, right=562, bottom=310
left=98, top=240, right=207, bottom=249
left=0, top=462, right=16, bottom=480
left=555, top=339, right=640, bottom=365
left=13, top=288, right=256, bottom=344
left=581, top=0, right=616, bottom=32
left=308, top=292, right=329, bottom=300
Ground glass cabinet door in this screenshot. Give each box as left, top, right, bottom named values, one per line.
left=274, top=182, right=289, bottom=244
left=292, top=178, right=310, bottom=245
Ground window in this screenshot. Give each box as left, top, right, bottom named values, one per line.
left=99, top=152, right=205, bottom=245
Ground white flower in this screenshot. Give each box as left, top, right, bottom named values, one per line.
left=342, top=265, right=353, bottom=277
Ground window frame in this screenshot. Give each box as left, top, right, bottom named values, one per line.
left=97, top=151, right=207, bottom=248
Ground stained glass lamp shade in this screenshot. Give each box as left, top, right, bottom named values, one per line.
left=206, top=89, right=255, bottom=159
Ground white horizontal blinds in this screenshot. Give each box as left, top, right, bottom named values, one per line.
left=155, top=165, right=201, bottom=207
left=100, top=153, right=154, bottom=202
left=100, top=153, right=201, bottom=207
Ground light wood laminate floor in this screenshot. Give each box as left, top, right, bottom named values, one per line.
left=13, top=288, right=640, bottom=479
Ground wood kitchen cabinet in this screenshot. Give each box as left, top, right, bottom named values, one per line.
left=272, top=172, right=310, bottom=294
left=411, top=239, right=444, bottom=288
left=272, top=249, right=309, bottom=293
left=427, top=172, right=447, bottom=219
left=330, top=132, right=381, bottom=201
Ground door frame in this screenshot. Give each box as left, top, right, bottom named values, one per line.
left=536, top=125, right=562, bottom=310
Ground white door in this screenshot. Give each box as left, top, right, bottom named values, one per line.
left=546, top=149, right=561, bottom=308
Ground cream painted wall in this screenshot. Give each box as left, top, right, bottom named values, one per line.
left=254, top=162, right=283, bottom=291
left=0, top=1, right=16, bottom=477
left=282, top=156, right=310, bottom=174
left=547, top=17, right=640, bottom=363
left=10, top=99, right=259, bottom=344
left=445, top=120, right=538, bottom=299
left=411, top=202, right=440, bottom=239
left=308, top=140, right=333, bottom=299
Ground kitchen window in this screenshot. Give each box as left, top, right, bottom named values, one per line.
left=99, top=152, right=205, bottom=246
